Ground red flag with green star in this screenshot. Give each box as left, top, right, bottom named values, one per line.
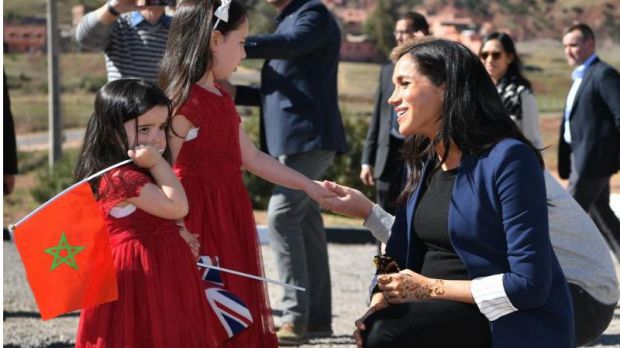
left=13, top=181, right=118, bottom=320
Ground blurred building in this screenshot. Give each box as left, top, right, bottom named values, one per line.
left=4, top=17, right=47, bottom=54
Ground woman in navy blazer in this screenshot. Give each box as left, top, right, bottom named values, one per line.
left=349, top=38, right=574, bottom=348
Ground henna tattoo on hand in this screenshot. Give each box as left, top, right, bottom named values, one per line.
left=433, top=279, right=445, bottom=296
left=398, top=279, right=446, bottom=300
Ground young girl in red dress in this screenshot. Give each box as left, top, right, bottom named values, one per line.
left=158, top=1, right=332, bottom=346
left=74, top=79, right=213, bottom=347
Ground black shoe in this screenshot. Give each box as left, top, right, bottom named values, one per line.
left=3, top=228, right=11, bottom=241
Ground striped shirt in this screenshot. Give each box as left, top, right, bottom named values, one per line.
left=76, top=11, right=171, bottom=83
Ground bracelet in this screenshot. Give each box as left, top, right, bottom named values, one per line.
left=107, top=2, right=121, bottom=16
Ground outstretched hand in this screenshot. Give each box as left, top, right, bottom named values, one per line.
left=319, top=181, right=374, bottom=219
left=304, top=180, right=338, bottom=209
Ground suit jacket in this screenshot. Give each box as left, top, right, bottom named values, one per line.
left=243, top=0, right=347, bottom=157
left=387, top=139, right=574, bottom=347
left=361, top=63, right=399, bottom=178
left=4, top=72, right=17, bottom=175
left=558, top=57, right=620, bottom=179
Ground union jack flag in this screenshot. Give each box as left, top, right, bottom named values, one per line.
left=205, top=287, right=253, bottom=338
left=198, top=255, right=253, bottom=343
left=198, top=255, right=224, bottom=285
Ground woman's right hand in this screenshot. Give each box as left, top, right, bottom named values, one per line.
left=321, top=181, right=375, bottom=219
left=128, top=144, right=163, bottom=169
left=353, top=292, right=389, bottom=348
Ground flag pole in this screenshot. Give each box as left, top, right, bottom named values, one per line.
left=12, top=159, right=133, bottom=229
left=197, top=262, right=306, bottom=292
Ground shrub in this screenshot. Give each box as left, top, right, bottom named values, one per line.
left=30, top=152, right=78, bottom=204
left=80, top=75, right=108, bottom=93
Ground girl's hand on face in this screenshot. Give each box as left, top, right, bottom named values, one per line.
left=377, top=270, right=444, bottom=304
left=128, top=144, right=162, bottom=169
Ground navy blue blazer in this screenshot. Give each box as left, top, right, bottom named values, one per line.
left=558, top=58, right=620, bottom=179
left=386, top=139, right=574, bottom=347
left=243, top=0, right=347, bottom=157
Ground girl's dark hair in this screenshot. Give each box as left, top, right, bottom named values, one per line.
left=158, top=0, right=247, bottom=112
left=479, top=32, right=531, bottom=89
left=74, top=79, right=172, bottom=192
left=391, top=38, right=544, bottom=202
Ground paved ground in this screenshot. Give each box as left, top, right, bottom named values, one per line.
left=4, top=237, right=620, bottom=347
left=3, top=241, right=375, bottom=347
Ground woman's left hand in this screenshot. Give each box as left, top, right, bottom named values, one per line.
left=377, top=269, right=445, bottom=304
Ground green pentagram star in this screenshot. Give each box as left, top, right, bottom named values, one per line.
left=44, top=232, right=85, bottom=271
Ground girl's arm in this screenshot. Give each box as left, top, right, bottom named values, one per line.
left=125, top=145, right=189, bottom=220
left=239, top=126, right=331, bottom=203
left=168, top=114, right=194, bottom=164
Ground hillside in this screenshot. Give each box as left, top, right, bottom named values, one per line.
left=414, top=0, right=619, bottom=42
left=4, top=0, right=619, bottom=43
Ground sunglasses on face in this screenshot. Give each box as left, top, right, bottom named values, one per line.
left=480, top=51, right=503, bottom=60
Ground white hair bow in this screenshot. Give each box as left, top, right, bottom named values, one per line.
left=213, top=0, right=232, bottom=30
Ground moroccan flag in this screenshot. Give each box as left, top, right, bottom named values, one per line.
left=13, top=181, right=118, bottom=320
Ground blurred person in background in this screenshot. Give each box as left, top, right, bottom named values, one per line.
left=478, top=32, right=543, bottom=149
left=76, top=0, right=172, bottom=82
left=233, top=0, right=348, bottom=344
left=558, top=23, right=620, bottom=261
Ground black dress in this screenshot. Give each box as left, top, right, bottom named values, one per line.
left=363, top=169, right=491, bottom=348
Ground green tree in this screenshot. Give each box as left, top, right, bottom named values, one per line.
left=245, top=0, right=277, bottom=35
left=363, top=0, right=397, bottom=59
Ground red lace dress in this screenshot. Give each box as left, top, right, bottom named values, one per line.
left=75, top=166, right=214, bottom=348
left=173, top=84, right=277, bottom=347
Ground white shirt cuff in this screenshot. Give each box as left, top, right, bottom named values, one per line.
left=363, top=204, right=394, bottom=244
left=470, top=274, right=517, bottom=321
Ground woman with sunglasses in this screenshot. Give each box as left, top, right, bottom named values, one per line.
left=479, top=32, right=543, bottom=149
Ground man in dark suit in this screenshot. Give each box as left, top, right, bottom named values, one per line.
left=236, top=0, right=347, bottom=344
left=360, top=12, right=429, bottom=215
left=4, top=72, right=18, bottom=241
left=558, top=23, right=620, bottom=259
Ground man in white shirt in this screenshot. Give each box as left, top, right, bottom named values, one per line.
left=557, top=23, right=620, bottom=260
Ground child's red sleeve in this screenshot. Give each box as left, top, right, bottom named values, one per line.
left=98, top=166, right=151, bottom=214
